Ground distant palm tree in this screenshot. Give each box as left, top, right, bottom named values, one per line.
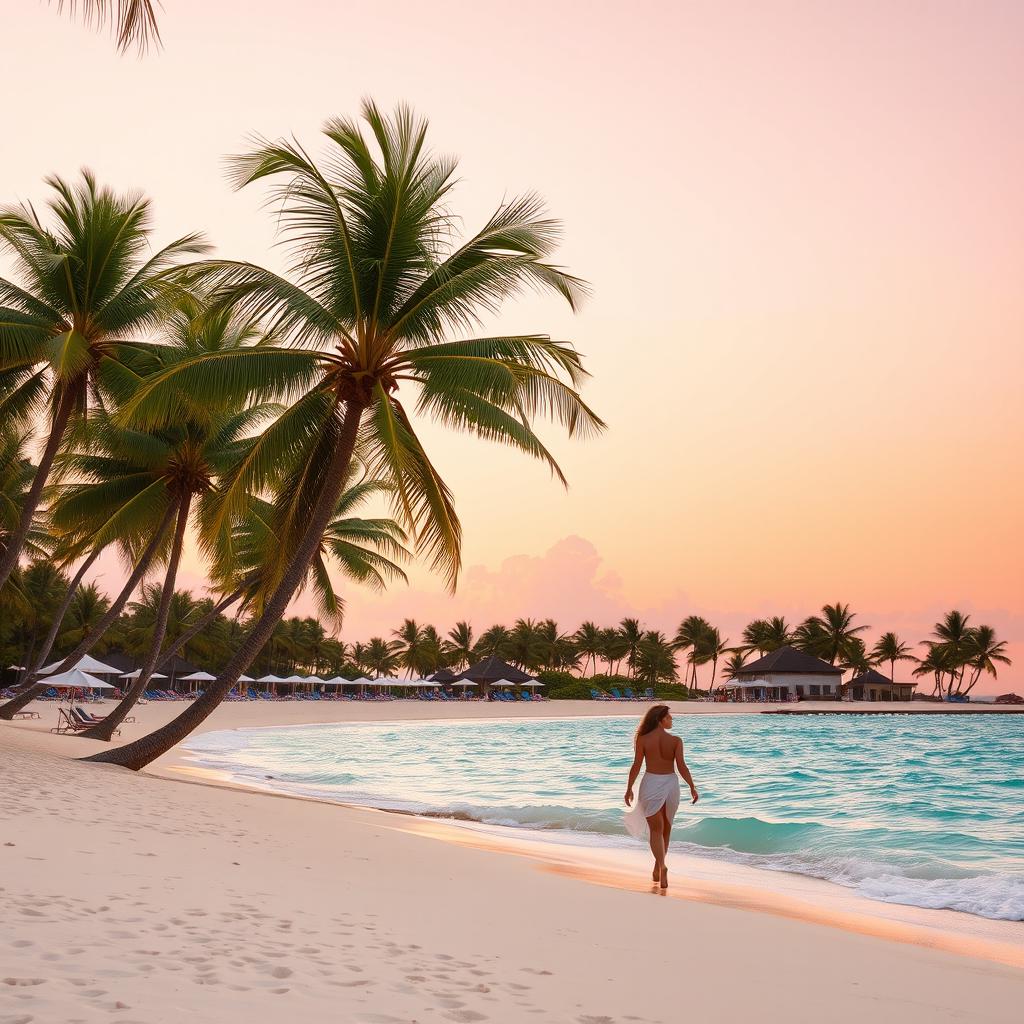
left=510, top=619, right=546, bottom=673
left=600, top=627, right=629, bottom=676
left=619, top=618, right=643, bottom=677
left=90, top=102, right=600, bottom=770
left=871, top=632, right=915, bottom=682
left=723, top=650, right=748, bottom=680
left=959, top=625, right=1011, bottom=697
left=913, top=643, right=954, bottom=698
left=634, top=631, right=677, bottom=686
left=536, top=619, right=578, bottom=672
left=930, top=610, right=972, bottom=697
left=674, top=615, right=713, bottom=686
left=444, top=622, right=474, bottom=670
left=476, top=624, right=514, bottom=661
left=796, top=603, right=868, bottom=666
left=0, top=170, right=206, bottom=594
left=364, top=637, right=400, bottom=678
left=574, top=621, right=603, bottom=676
left=742, top=616, right=792, bottom=656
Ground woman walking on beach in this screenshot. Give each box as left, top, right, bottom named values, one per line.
left=624, top=705, right=699, bottom=889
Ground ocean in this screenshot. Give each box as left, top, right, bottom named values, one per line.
left=183, top=713, right=1024, bottom=921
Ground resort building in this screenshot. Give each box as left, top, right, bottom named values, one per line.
left=727, top=646, right=843, bottom=701
left=843, top=669, right=916, bottom=702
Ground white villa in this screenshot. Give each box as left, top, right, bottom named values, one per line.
left=726, top=646, right=843, bottom=701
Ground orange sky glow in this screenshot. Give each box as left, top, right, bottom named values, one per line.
left=3, top=1, right=1021, bottom=691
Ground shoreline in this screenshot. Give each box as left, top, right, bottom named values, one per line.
left=4, top=699, right=1023, bottom=1022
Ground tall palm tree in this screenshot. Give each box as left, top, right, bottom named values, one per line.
left=364, top=636, right=400, bottom=678
left=600, top=627, right=629, bottom=676
left=619, top=618, right=643, bottom=678
left=959, top=625, right=1011, bottom=697
left=634, top=631, right=677, bottom=686
left=870, top=632, right=915, bottom=682
left=0, top=170, right=206, bottom=594
left=50, top=1, right=161, bottom=52
left=444, top=622, right=474, bottom=670
left=574, top=621, right=603, bottom=676
left=931, top=610, right=973, bottom=697
left=510, top=618, right=546, bottom=673
left=723, top=650, right=748, bottom=680
left=674, top=615, right=713, bottom=686
left=913, top=643, right=953, bottom=698
left=797, top=603, right=868, bottom=666
left=475, top=624, right=514, bottom=661
left=536, top=619, right=578, bottom=672
left=89, top=102, right=600, bottom=769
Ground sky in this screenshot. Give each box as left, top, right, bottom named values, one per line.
left=3, top=1, right=1022, bottom=691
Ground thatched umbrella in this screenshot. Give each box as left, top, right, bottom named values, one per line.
left=456, top=657, right=531, bottom=698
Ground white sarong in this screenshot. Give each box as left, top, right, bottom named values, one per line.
left=624, top=772, right=680, bottom=840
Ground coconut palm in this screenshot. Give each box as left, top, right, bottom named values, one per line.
left=536, top=619, right=578, bottom=672
left=723, top=650, right=748, bottom=680
left=619, top=618, right=643, bottom=678
left=796, top=603, right=868, bottom=665
left=742, top=616, right=793, bottom=655
left=930, top=610, right=973, bottom=697
left=674, top=615, right=713, bottom=686
left=634, top=631, right=677, bottom=686
left=600, top=627, right=630, bottom=676
left=364, top=636, right=401, bottom=678
left=476, top=624, right=514, bottom=661
left=574, top=621, right=603, bottom=676
left=870, top=632, right=915, bottom=683
left=510, top=618, right=546, bottom=673
left=959, top=626, right=1011, bottom=697
left=392, top=619, right=440, bottom=677
left=0, top=170, right=206, bottom=594
left=912, top=643, right=954, bottom=697
left=696, top=628, right=730, bottom=693
left=444, top=622, right=474, bottom=670
left=89, top=102, right=600, bottom=769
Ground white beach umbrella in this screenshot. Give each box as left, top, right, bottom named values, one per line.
left=491, top=678, right=517, bottom=688
left=8, top=664, right=26, bottom=671
left=283, top=674, right=308, bottom=684
left=258, top=674, right=285, bottom=684
left=47, top=668, right=116, bottom=691
left=41, top=654, right=120, bottom=676
left=524, top=679, right=544, bottom=688
left=239, top=674, right=255, bottom=683
left=181, top=670, right=217, bottom=682
left=120, top=669, right=167, bottom=680
left=453, top=680, right=477, bottom=687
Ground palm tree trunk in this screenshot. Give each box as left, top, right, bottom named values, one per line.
left=83, top=495, right=192, bottom=741
left=0, top=503, right=178, bottom=720
left=0, top=391, right=74, bottom=593
left=84, top=402, right=365, bottom=770
left=15, top=547, right=102, bottom=684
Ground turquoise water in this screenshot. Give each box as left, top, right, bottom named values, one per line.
left=185, top=714, right=1024, bottom=920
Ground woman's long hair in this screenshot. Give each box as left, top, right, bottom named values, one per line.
left=635, top=704, right=670, bottom=742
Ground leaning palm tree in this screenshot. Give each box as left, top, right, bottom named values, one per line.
left=444, top=622, right=474, bottom=670
left=87, top=102, right=600, bottom=769
left=0, top=170, right=206, bottom=594
left=798, top=603, right=868, bottom=666
left=930, top=610, right=973, bottom=697
left=574, top=621, right=603, bottom=676
left=619, top=618, right=643, bottom=678
left=958, top=626, right=1011, bottom=697
left=870, top=632, right=915, bottom=683
left=50, top=1, right=161, bottom=52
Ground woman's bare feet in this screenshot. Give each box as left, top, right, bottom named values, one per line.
left=660, top=866, right=668, bottom=889
left=652, top=864, right=660, bottom=882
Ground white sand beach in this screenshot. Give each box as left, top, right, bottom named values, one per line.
left=3, top=699, right=1023, bottom=1024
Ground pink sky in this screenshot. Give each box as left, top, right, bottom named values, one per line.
left=4, top=2, right=1022, bottom=691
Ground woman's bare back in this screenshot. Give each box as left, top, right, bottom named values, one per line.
left=636, top=729, right=680, bottom=775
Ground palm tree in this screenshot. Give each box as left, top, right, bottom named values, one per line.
left=838, top=636, right=871, bottom=678
left=476, top=625, right=514, bottom=661
left=931, top=610, right=973, bottom=697
left=959, top=625, right=1011, bottom=697
left=536, top=619, right=578, bottom=672
left=674, top=615, right=713, bottom=686
left=742, top=616, right=793, bottom=654
left=50, top=0, right=161, bottom=52
left=0, top=170, right=206, bottom=594
left=699, top=629, right=730, bottom=693
left=723, top=650, right=748, bottom=680
left=393, top=619, right=436, bottom=677
left=913, top=643, right=953, bottom=698
left=634, top=631, right=677, bottom=686
left=89, top=103, right=600, bottom=769
left=510, top=618, right=546, bottom=673
left=796, top=603, right=868, bottom=666
left=58, top=583, right=113, bottom=651
left=619, top=618, right=643, bottom=678
left=574, top=621, right=603, bottom=676
left=364, top=637, right=400, bottom=678
left=600, top=627, right=629, bottom=676
left=870, top=632, right=915, bottom=683
left=444, top=622, right=474, bottom=670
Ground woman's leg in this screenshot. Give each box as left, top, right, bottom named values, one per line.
left=646, top=812, right=666, bottom=880
left=662, top=805, right=673, bottom=853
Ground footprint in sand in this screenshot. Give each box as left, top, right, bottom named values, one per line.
left=2, top=979, right=45, bottom=987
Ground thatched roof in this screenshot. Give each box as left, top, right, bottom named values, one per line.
left=429, top=668, right=458, bottom=682
left=457, top=657, right=531, bottom=684
left=736, top=646, right=841, bottom=676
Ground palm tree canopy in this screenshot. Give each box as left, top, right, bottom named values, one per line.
left=51, top=1, right=162, bottom=53
left=117, top=102, right=603, bottom=590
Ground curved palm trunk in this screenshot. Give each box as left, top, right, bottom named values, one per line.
left=0, top=503, right=177, bottom=720
left=0, top=392, right=74, bottom=593
left=83, top=495, right=192, bottom=741
left=85, top=402, right=365, bottom=770
left=16, top=546, right=102, bottom=682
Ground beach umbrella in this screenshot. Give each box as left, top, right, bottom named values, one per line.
left=524, top=679, right=544, bottom=688
left=239, top=674, right=255, bottom=683
left=41, top=654, right=121, bottom=676
left=120, top=669, right=167, bottom=680
left=258, top=674, right=285, bottom=684
left=181, top=670, right=217, bottom=682
left=47, top=668, right=116, bottom=704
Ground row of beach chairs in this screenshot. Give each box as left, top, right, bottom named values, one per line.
left=591, top=687, right=654, bottom=701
